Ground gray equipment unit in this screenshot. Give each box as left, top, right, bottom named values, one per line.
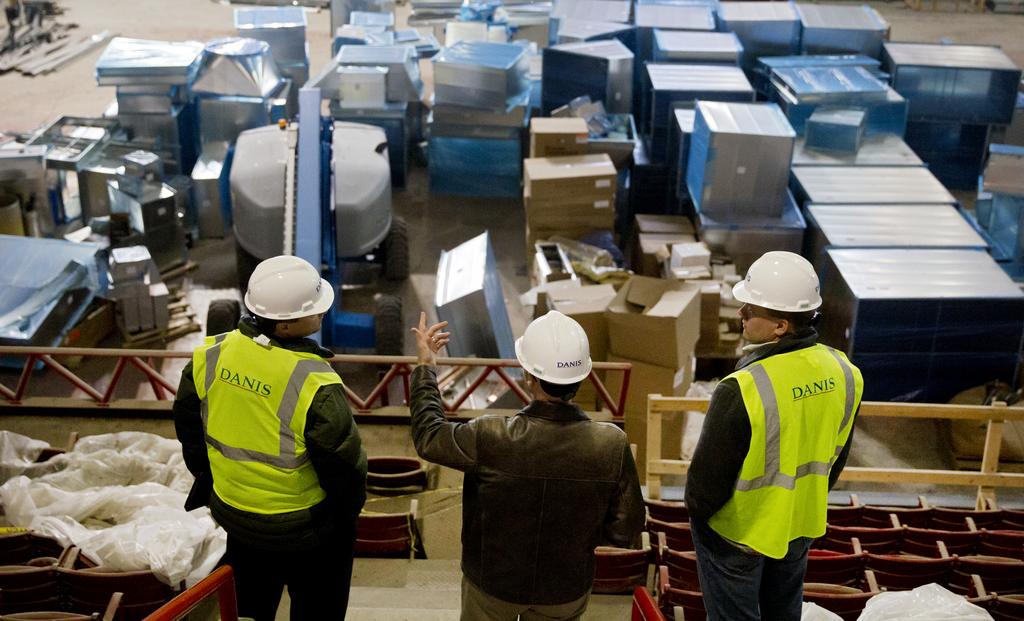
left=791, top=133, right=923, bottom=167
left=791, top=165, right=956, bottom=206
left=191, top=37, right=288, bottom=239
left=804, top=204, right=989, bottom=271
left=230, top=122, right=392, bottom=262
left=0, top=235, right=105, bottom=347
left=334, top=45, right=423, bottom=102
left=435, top=231, right=516, bottom=361
left=0, top=145, right=49, bottom=235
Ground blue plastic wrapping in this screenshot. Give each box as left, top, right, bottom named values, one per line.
left=433, top=41, right=529, bottom=109
left=645, top=63, right=755, bottom=161
left=428, top=135, right=522, bottom=197
left=332, top=102, right=410, bottom=189
left=717, top=2, right=801, bottom=70
left=795, top=3, right=890, bottom=59
left=790, top=165, right=956, bottom=206
left=904, top=121, right=989, bottom=191
left=818, top=248, right=1024, bottom=402
left=653, top=31, right=743, bottom=64
left=696, top=190, right=805, bottom=274
left=805, top=108, right=865, bottom=153
left=542, top=40, right=633, bottom=114
left=669, top=108, right=696, bottom=200
left=882, top=43, right=1022, bottom=126
left=771, top=67, right=906, bottom=135
left=95, top=38, right=205, bottom=86
left=0, top=236, right=106, bottom=347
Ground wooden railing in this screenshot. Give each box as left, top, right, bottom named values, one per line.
left=646, top=395, right=1024, bottom=509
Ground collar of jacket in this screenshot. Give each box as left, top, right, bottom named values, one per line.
left=735, top=327, right=819, bottom=371
left=520, top=399, right=591, bottom=422
left=237, top=316, right=333, bottom=359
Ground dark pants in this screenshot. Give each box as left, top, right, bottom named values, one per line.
left=221, top=533, right=355, bottom=621
left=690, top=517, right=812, bottom=621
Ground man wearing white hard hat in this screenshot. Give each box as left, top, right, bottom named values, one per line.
left=174, top=255, right=367, bottom=621
left=685, top=251, right=863, bottom=620
left=410, top=310, right=644, bottom=621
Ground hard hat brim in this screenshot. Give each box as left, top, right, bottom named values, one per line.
left=244, top=277, right=335, bottom=320
left=732, top=279, right=822, bottom=313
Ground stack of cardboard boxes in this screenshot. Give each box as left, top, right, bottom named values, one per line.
left=523, top=122, right=617, bottom=265
left=108, top=246, right=170, bottom=335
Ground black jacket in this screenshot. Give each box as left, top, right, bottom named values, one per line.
left=684, top=328, right=857, bottom=524
left=173, top=317, right=368, bottom=551
left=410, top=365, right=645, bottom=605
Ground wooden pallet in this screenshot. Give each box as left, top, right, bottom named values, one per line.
left=119, top=289, right=201, bottom=348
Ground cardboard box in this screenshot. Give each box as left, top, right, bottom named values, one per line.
left=525, top=190, right=616, bottom=230
left=635, top=214, right=697, bottom=236
left=536, top=284, right=617, bottom=362
left=628, top=214, right=697, bottom=276
left=696, top=282, right=721, bottom=352
left=606, top=276, right=702, bottom=368
left=523, top=154, right=617, bottom=200
left=606, top=353, right=694, bottom=477
left=525, top=221, right=610, bottom=262
left=635, top=232, right=698, bottom=277
left=529, top=117, right=589, bottom=158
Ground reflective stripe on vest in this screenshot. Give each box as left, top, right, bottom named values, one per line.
left=733, top=349, right=858, bottom=492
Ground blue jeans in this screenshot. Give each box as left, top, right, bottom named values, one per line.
left=690, top=517, right=812, bottom=621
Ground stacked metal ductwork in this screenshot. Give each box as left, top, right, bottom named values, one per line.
left=235, top=7, right=310, bottom=117
left=190, top=37, right=288, bottom=239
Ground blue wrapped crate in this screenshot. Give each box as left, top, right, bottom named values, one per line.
left=433, top=41, right=529, bottom=110
left=653, top=31, right=743, bottom=65
left=428, top=135, right=522, bottom=198
left=771, top=66, right=907, bottom=135
left=795, top=3, right=890, bottom=59
left=696, top=190, right=806, bottom=274
left=331, top=102, right=410, bottom=189
left=669, top=108, right=696, bottom=201
left=542, top=40, right=633, bottom=115
left=882, top=43, right=1022, bottom=126
left=818, top=248, right=1024, bottom=402
left=904, top=121, right=989, bottom=191
left=717, top=2, right=801, bottom=71
left=687, top=101, right=795, bottom=218
left=645, top=63, right=755, bottom=161
left=790, top=165, right=956, bottom=207
left=805, top=108, right=865, bottom=153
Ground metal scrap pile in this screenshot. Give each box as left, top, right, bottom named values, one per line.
left=0, top=0, right=111, bottom=76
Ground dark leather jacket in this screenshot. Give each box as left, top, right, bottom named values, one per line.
left=410, top=365, right=645, bottom=605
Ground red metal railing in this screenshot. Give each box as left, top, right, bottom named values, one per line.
left=0, top=346, right=632, bottom=418
left=142, top=566, right=238, bottom=621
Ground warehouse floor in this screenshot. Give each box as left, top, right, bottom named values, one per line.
left=2, top=1, right=1024, bottom=618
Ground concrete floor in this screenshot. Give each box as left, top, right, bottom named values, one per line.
left=3, top=1, right=1024, bottom=617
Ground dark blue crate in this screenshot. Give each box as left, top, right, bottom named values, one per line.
left=852, top=352, right=1022, bottom=403
left=542, top=40, right=633, bottom=114
left=904, top=121, right=989, bottom=191
left=883, top=42, right=1022, bottom=126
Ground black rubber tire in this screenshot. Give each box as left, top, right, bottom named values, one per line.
left=235, top=239, right=262, bottom=295
left=382, top=216, right=410, bottom=282
left=374, top=295, right=404, bottom=356
left=206, top=299, right=241, bottom=336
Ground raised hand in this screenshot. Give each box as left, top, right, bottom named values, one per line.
left=411, top=311, right=451, bottom=366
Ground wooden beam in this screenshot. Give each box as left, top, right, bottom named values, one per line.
left=646, top=394, right=664, bottom=499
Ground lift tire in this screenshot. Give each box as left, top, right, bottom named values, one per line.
left=235, top=240, right=262, bottom=294
left=206, top=299, right=241, bottom=336
left=374, top=295, right=404, bottom=356
left=383, top=216, right=410, bottom=281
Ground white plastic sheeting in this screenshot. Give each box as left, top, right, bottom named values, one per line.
left=857, top=584, right=994, bottom=620
left=0, top=432, right=225, bottom=588
left=802, top=602, right=842, bottom=621
left=0, top=430, right=63, bottom=482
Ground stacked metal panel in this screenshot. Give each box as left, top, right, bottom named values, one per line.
left=976, top=144, right=1024, bottom=278
left=235, top=7, right=309, bottom=116
left=542, top=39, right=633, bottom=114
left=652, top=31, right=743, bottom=65
left=191, top=38, right=287, bottom=239
left=669, top=108, right=695, bottom=201
left=805, top=108, right=865, bottom=153
left=753, top=53, right=883, bottom=97
left=553, top=18, right=635, bottom=49
left=716, top=2, right=801, bottom=70
left=883, top=43, right=1022, bottom=190
left=696, top=190, right=806, bottom=275
left=790, top=166, right=956, bottom=206
left=792, top=133, right=922, bottom=167
left=770, top=65, right=907, bottom=135
left=795, top=3, right=890, bottom=59
left=645, top=64, right=755, bottom=162
left=818, top=248, right=1024, bottom=402
left=94, top=37, right=205, bottom=175
left=686, top=101, right=794, bottom=217
left=548, top=0, right=631, bottom=46
left=435, top=232, right=516, bottom=361
left=804, top=204, right=988, bottom=271
left=0, top=235, right=105, bottom=347
left=429, top=42, right=531, bottom=197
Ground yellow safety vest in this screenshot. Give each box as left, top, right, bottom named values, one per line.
left=708, top=344, right=863, bottom=559
left=192, top=330, right=341, bottom=514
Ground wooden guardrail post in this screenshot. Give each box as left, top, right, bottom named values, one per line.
left=646, top=393, right=663, bottom=500
left=977, top=401, right=1008, bottom=510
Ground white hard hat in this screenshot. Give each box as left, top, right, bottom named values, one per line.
left=732, top=251, right=822, bottom=313
left=515, top=311, right=593, bottom=384
left=244, top=255, right=335, bottom=320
